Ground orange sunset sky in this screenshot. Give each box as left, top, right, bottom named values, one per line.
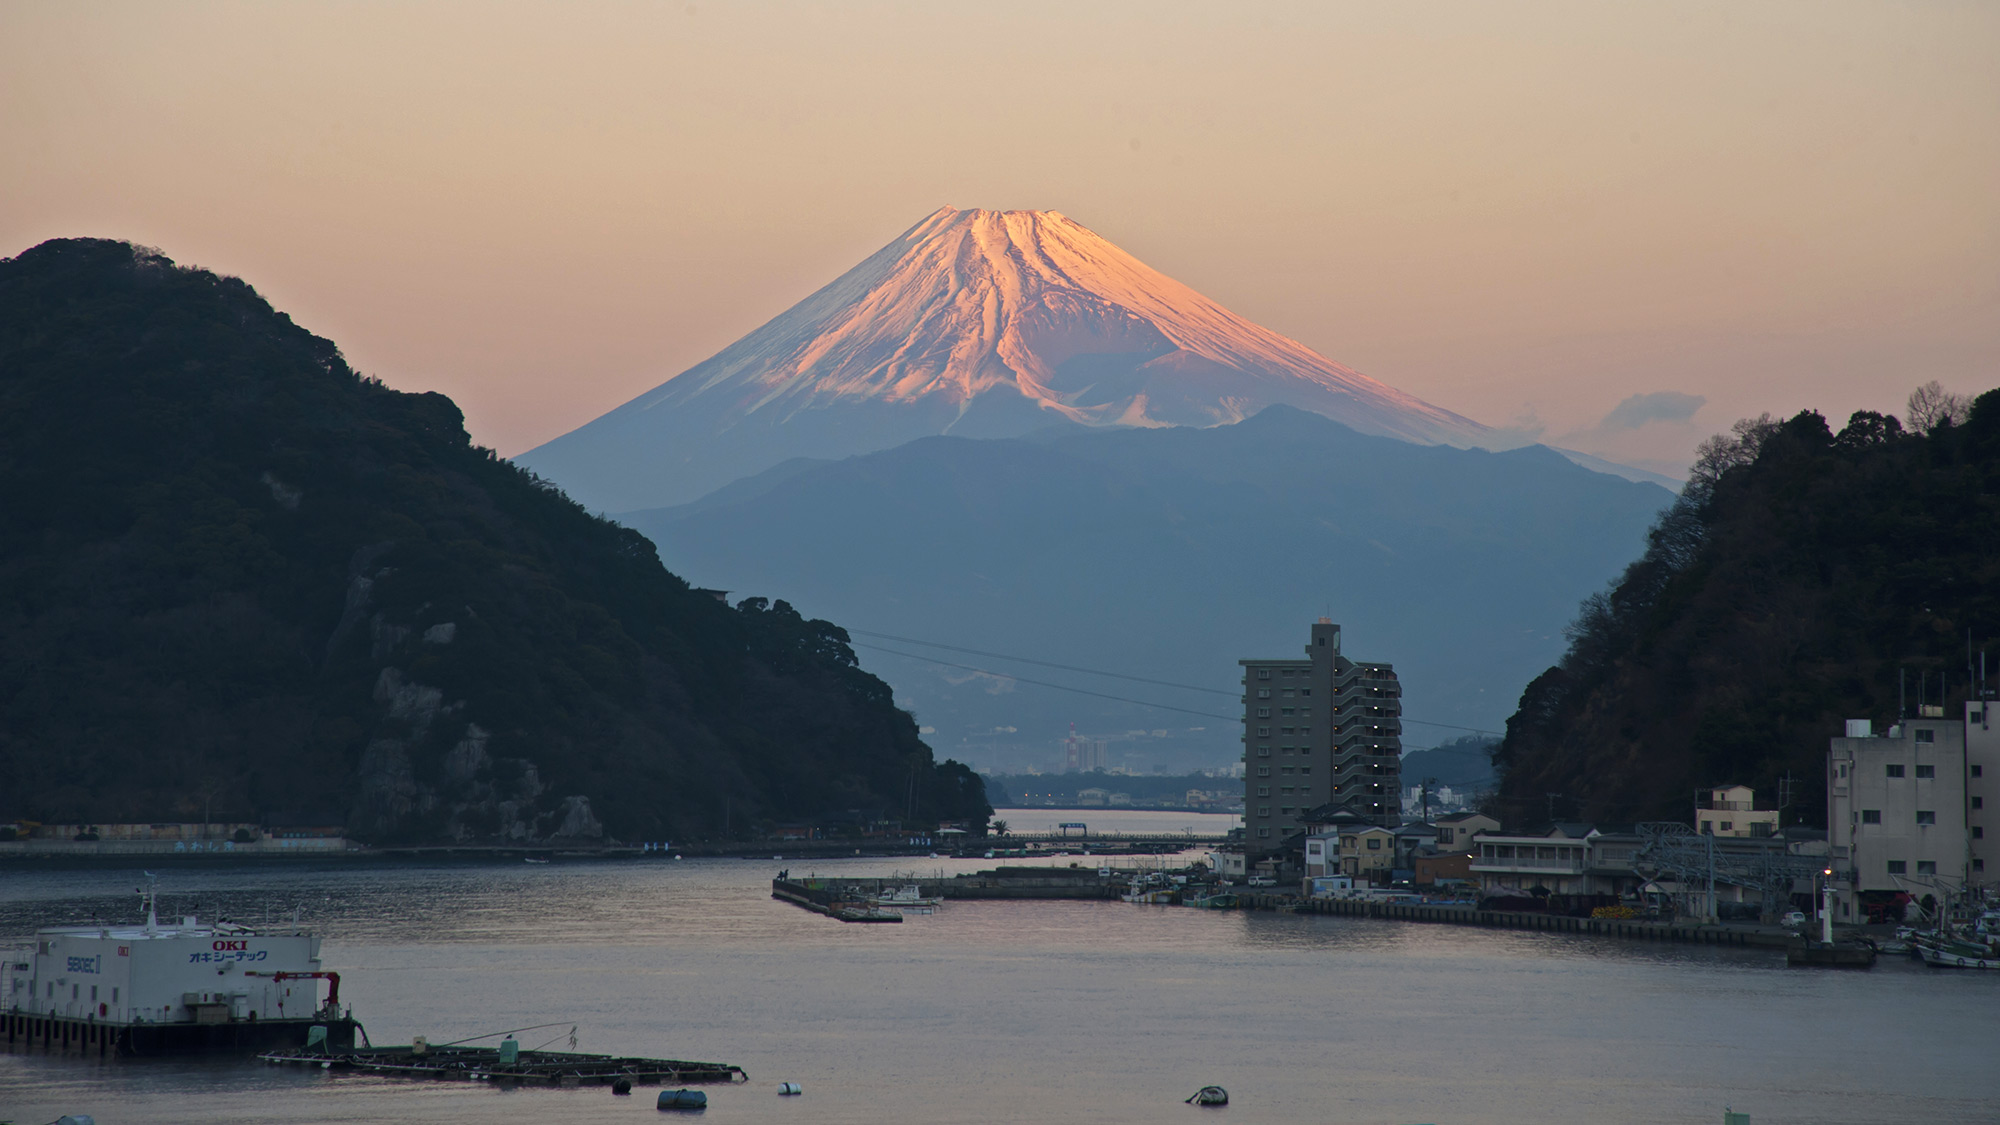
left=4, top=1, right=1995, bottom=476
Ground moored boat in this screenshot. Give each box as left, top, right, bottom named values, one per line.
left=2, top=884, right=358, bottom=1056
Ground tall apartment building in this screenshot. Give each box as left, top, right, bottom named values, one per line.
left=1826, top=700, right=1998, bottom=920
left=1241, top=620, right=1402, bottom=846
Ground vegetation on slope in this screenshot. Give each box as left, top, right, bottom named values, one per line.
left=1495, top=385, right=1998, bottom=828
left=0, top=238, right=988, bottom=842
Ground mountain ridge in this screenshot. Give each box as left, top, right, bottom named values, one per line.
left=521, top=207, right=1489, bottom=512
left=0, top=237, right=990, bottom=840
left=622, top=406, right=1674, bottom=768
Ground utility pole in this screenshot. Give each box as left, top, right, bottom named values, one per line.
left=1545, top=792, right=1563, bottom=826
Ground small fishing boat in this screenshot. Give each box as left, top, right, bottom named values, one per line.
left=1916, top=939, right=2000, bottom=970
left=868, top=884, right=942, bottom=913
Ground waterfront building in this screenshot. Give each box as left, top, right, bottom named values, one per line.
left=1695, top=784, right=1779, bottom=837
left=1392, top=822, right=1439, bottom=868
left=1303, top=831, right=1340, bottom=879
left=1340, top=825, right=1397, bottom=882
left=1826, top=702, right=1998, bottom=920
left=1468, top=825, right=1646, bottom=903
left=1240, top=620, right=1402, bottom=849
left=1434, top=811, right=1499, bottom=853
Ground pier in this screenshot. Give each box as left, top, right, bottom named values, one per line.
left=260, top=1044, right=747, bottom=1086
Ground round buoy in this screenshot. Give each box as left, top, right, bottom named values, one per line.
left=778, top=1082, right=802, bottom=1095
left=613, top=1078, right=633, bottom=1095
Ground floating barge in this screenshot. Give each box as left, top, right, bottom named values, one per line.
left=4, top=886, right=358, bottom=1057
left=260, top=1043, right=747, bottom=1086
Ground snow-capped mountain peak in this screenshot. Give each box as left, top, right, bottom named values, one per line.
left=522, top=207, right=1488, bottom=512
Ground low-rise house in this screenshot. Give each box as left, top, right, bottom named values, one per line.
left=1340, top=825, right=1397, bottom=883
left=1303, top=831, right=1341, bottom=879
left=1433, top=812, right=1500, bottom=854
left=1414, top=851, right=1473, bottom=888
left=1696, top=784, right=1780, bottom=837
left=1392, top=822, right=1439, bottom=866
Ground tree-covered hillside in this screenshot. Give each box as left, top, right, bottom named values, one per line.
left=1496, top=387, right=1999, bottom=828
left=0, top=238, right=987, bottom=842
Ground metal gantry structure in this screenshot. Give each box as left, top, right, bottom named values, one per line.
left=1633, top=822, right=1821, bottom=922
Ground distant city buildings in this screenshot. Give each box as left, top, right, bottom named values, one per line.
left=1241, top=620, right=1403, bottom=848
left=1063, top=723, right=1108, bottom=773
left=1827, top=702, right=1998, bottom=920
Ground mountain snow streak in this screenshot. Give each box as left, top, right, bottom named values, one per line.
left=523, top=208, right=1486, bottom=511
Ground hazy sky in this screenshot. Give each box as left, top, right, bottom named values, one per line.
left=5, top=1, right=1995, bottom=474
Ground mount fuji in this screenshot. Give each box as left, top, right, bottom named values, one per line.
left=520, top=207, right=1490, bottom=512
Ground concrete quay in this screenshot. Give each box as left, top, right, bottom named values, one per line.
left=1242, top=892, right=1797, bottom=949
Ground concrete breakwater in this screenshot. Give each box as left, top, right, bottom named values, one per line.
left=774, top=869, right=1792, bottom=950
left=1243, top=893, right=1793, bottom=948
left=774, top=867, right=1124, bottom=908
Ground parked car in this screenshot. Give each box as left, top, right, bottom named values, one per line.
left=1780, top=910, right=1808, bottom=927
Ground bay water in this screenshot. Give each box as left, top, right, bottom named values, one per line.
left=2, top=843, right=1995, bottom=1125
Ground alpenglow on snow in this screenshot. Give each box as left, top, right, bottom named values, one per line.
left=519, top=207, right=1489, bottom=513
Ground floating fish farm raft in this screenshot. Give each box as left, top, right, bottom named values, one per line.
left=260, top=1044, right=748, bottom=1086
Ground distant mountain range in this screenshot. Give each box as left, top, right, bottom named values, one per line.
left=519, top=207, right=1492, bottom=512
left=620, top=406, right=1674, bottom=769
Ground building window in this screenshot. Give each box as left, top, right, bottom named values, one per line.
left=1915, top=728, right=1935, bottom=743
left=1257, top=670, right=1271, bottom=680
left=1916, top=810, right=1937, bottom=825
left=1257, top=689, right=1271, bottom=699
left=1975, top=826, right=1985, bottom=839
left=1299, top=726, right=1311, bottom=736
left=1719, top=821, right=1734, bottom=832
left=1978, top=859, right=1987, bottom=872
left=1916, top=764, right=1935, bottom=779
left=1299, top=766, right=1311, bottom=775
left=1887, top=860, right=1907, bottom=874
left=1886, top=764, right=1905, bottom=778
left=1256, top=726, right=1269, bottom=736
left=1974, top=797, right=1984, bottom=810
left=1280, top=806, right=1294, bottom=815
left=1256, top=786, right=1269, bottom=797
left=1367, top=838, right=1382, bottom=849
left=1256, top=766, right=1270, bottom=777
left=1299, top=688, right=1311, bottom=696
left=1257, top=806, right=1270, bottom=817
left=1280, top=766, right=1294, bottom=775
left=1975, top=765, right=1985, bottom=778
left=1861, top=809, right=1881, bottom=824
left=1281, top=689, right=1295, bottom=698
left=1917, top=861, right=1937, bottom=875
left=1257, top=827, right=1270, bottom=838
left=1280, top=708, right=1295, bottom=717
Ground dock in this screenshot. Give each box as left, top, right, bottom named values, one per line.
left=260, top=1044, right=747, bottom=1086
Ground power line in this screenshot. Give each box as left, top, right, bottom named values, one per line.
left=851, top=640, right=1484, bottom=752
left=848, top=628, right=1502, bottom=738
left=848, top=642, right=1241, bottom=722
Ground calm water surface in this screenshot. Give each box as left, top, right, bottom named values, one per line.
left=2, top=854, right=1994, bottom=1125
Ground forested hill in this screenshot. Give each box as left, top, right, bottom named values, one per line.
left=1496, top=389, right=2000, bottom=829
left=0, top=238, right=988, bottom=842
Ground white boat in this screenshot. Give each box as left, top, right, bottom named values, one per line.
left=868, top=884, right=942, bottom=913
left=1916, top=939, right=2000, bottom=970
